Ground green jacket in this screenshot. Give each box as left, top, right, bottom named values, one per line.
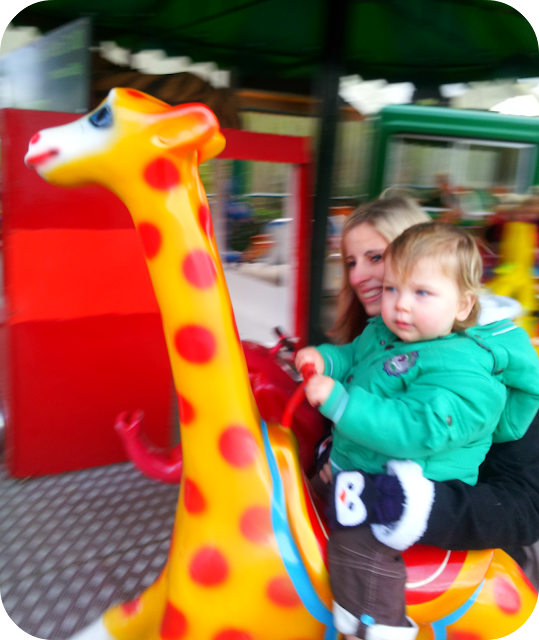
left=316, top=317, right=539, bottom=485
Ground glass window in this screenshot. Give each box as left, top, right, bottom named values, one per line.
left=384, top=134, right=536, bottom=197
left=386, top=137, right=454, bottom=192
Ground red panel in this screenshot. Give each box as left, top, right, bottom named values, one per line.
left=294, top=164, right=313, bottom=348
left=5, top=315, right=172, bottom=477
left=1, top=108, right=173, bottom=477
left=219, top=127, right=311, bottom=165
left=8, top=228, right=159, bottom=323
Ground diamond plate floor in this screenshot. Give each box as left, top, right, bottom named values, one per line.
left=0, top=460, right=179, bottom=639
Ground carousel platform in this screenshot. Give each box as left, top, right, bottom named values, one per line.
left=0, top=456, right=178, bottom=639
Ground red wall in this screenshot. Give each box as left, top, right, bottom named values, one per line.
left=1, top=109, right=173, bottom=477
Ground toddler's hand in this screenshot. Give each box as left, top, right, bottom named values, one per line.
left=304, top=374, right=335, bottom=407
left=295, top=347, right=325, bottom=376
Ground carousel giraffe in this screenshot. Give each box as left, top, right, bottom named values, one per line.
left=25, top=88, right=334, bottom=640
left=25, top=89, right=537, bottom=640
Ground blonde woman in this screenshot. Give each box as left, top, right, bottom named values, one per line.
left=310, top=197, right=539, bottom=602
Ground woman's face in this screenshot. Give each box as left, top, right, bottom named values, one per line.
left=343, top=223, right=389, bottom=317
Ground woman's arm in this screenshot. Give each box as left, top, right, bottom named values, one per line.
left=420, top=412, right=539, bottom=550
left=371, top=412, right=539, bottom=551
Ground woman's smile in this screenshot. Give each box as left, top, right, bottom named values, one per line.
left=358, top=287, right=382, bottom=301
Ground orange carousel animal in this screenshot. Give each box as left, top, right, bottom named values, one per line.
left=25, top=89, right=537, bottom=640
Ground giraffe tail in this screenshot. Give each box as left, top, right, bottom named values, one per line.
left=114, top=411, right=183, bottom=483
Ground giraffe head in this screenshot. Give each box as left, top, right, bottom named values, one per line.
left=24, top=88, right=225, bottom=189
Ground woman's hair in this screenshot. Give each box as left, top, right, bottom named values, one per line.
left=385, top=222, right=482, bottom=331
left=330, top=197, right=431, bottom=344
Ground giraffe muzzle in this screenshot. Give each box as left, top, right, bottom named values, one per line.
left=25, top=148, right=59, bottom=169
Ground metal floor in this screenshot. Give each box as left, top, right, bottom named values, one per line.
left=0, top=456, right=179, bottom=639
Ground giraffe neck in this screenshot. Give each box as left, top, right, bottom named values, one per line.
left=113, top=155, right=260, bottom=467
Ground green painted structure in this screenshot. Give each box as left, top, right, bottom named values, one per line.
left=369, top=105, right=539, bottom=199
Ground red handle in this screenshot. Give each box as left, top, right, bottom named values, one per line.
left=281, top=363, right=317, bottom=429
left=268, top=327, right=297, bottom=357
left=300, top=362, right=317, bottom=383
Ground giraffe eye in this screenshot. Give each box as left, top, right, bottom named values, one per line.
left=89, top=106, right=113, bottom=128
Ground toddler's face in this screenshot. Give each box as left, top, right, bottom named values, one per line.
left=381, top=257, right=473, bottom=342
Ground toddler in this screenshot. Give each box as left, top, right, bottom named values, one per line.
left=296, top=222, right=539, bottom=640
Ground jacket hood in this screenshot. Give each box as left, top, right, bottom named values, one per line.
left=465, top=320, right=539, bottom=442
left=477, top=293, right=522, bottom=326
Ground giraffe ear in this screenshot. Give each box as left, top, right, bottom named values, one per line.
left=153, top=104, right=221, bottom=154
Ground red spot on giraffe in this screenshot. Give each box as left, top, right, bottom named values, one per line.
left=137, top=222, right=162, bottom=259
left=30, top=133, right=40, bottom=144
left=144, top=157, right=180, bottom=190
left=214, top=631, right=254, bottom=640
left=219, top=427, right=258, bottom=467
left=127, top=90, right=145, bottom=98
left=240, top=506, right=273, bottom=543
left=174, top=325, right=216, bottom=363
left=160, top=602, right=187, bottom=639
left=447, top=633, right=482, bottom=640
left=493, top=576, right=521, bottom=614
left=199, top=204, right=213, bottom=237
left=267, top=575, right=301, bottom=607
left=183, top=250, right=217, bottom=288
left=189, top=547, right=229, bottom=586
left=184, top=478, right=206, bottom=514
left=121, top=598, right=140, bottom=616
left=177, top=393, right=195, bottom=425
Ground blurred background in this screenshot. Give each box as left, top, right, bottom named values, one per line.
left=1, top=2, right=539, bottom=638
left=2, top=1, right=539, bottom=347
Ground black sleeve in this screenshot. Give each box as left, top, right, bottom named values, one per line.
left=419, top=412, right=539, bottom=551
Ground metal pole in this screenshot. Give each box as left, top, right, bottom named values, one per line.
left=308, top=0, right=349, bottom=345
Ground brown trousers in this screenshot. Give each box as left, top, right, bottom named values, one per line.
left=328, top=526, right=409, bottom=638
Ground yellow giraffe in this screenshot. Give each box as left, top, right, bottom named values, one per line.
left=25, top=88, right=334, bottom=640
left=488, top=220, right=538, bottom=339
left=24, top=89, right=538, bottom=640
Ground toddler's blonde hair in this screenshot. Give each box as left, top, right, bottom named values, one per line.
left=384, top=222, right=482, bottom=331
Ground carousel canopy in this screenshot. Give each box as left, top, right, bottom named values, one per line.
left=12, top=0, right=539, bottom=87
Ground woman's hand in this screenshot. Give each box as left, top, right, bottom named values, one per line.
left=304, top=374, right=335, bottom=407
left=295, top=347, right=325, bottom=375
